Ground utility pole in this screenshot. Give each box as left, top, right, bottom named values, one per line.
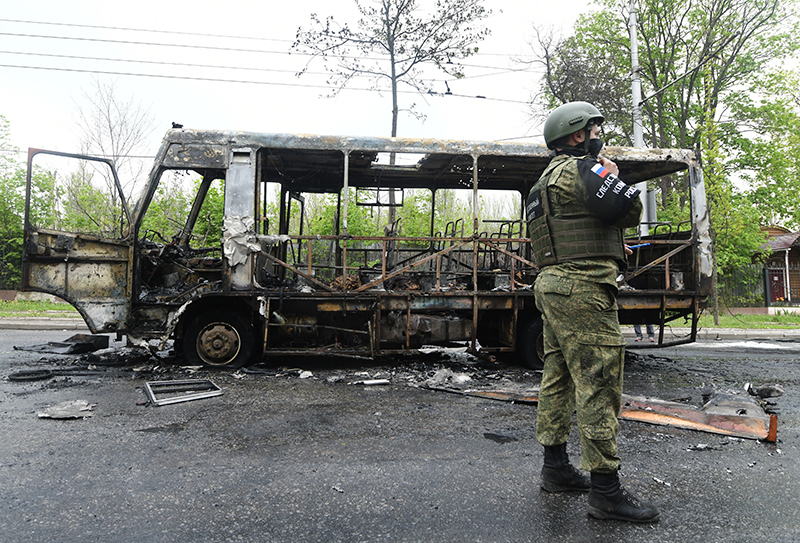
left=629, top=0, right=651, bottom=235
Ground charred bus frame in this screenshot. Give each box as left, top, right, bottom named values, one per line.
left=23, top=130, right=712, bottom=368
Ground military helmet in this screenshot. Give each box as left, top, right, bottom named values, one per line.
left=543, top=101, right=604, bottom=149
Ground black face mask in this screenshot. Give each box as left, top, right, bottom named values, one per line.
left=588, top=138, right=604, bottom=157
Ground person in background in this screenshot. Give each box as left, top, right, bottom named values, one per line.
left=634, top=324, right=655, bottom=342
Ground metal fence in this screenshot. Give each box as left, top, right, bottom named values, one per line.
left=718, top=263, right=800, bottom=308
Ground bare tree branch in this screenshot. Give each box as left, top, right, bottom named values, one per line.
left=293, top=0, right=490, bottom=137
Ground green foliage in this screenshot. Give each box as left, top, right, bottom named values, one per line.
left=192, top=179, right=225, bottom=247
left=432, top=189, right=473, bottom=234
left=58, top=166, right=126, bottom=237
left=700, top=67, right=769, bottom=274
left=0, top=175, right=23, bottom=288
left=535, top=10, right=633, bottom=145
left=0, top=299, right=79, bottom=318
left=396, top=190, right=433, bottom=238
left=698, top=311, right=800, bottom=329
left=0, top=115, right=65, bottom=288
left=140, top=175, right=191, bottom=238
left=0, top=116, right=26, bottom=288
left=729, top=69, right=800, bottom=229
left=532, top=0, right=797, bottom=271
left=716, top=263, right=765, bottom=307
left=305, top=191, right=376, bottom=237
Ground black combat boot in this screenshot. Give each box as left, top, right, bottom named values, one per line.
left=587, top=471, right=660, bottom=523
left=540, top=443, right=591, bottom=492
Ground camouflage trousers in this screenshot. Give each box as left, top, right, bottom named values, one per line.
left=533, top=271, right=625, bottom=473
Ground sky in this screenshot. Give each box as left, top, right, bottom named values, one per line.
left=0, top=0, right=591, bottom=161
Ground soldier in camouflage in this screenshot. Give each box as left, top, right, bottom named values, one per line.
left=526, top=102, right=660, bottom=523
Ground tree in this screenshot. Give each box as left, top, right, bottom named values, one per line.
left=0, top=116, right=59, bottom=289
left=530, top=0, right=797, bottom=152
left=528, top=22, right=633, bottom=145
left=293, top=0, right=491, bottom=137
left=528, top=0, right=798, bottom=275
left=74, top=77, right=156, bottom=202
left=729, top=69, right=800, bottom=229
left=0, top=116, right=24, bottom=288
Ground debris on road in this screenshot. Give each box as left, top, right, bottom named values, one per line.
left=9, top=369, right=55, bottom=381
left=144, top=379, right=223, bottom=406
left=38, top=399, right=95, bottom=419
left=82, top=346, right=153, bottom=366
left=425, top=368, right=472, bottom=387
left=424, top=385, right=778, bottom=442
left=8, top=367, right=104, bottom=381
left=14, top=334, right=109, bottom=354
left=745, top=382, right=784, bottom=398
left=349, top=379, right=391, bottom=386
left=622, top=393, right=778, bottom=442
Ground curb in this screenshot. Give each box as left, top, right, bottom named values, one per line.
left=0, top=317, right=90, bottom=331
left=623, top=327, right=800, bottom=342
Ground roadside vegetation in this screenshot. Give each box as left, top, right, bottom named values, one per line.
left=699, top=311, right=800, bottom=329
left=0, top=300, right=80, bottom=318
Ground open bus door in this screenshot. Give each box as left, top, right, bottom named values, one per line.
left=22, top=149, right=133, bottom=333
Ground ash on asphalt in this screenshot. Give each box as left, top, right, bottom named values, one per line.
left=3, top=330, right=800, bottom=543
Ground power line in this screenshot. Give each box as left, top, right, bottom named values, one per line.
left=0, top=48, right=543, bottom=82
left=0, top=50, right=331, bottom=77
left=0, top=32, right=296, bottom=56
left=0, top=18, right=292, bottom=44
left=0, top=31, right=535, bottom=76
left=0, top=18, right=534, bottom=60
left=0, top=21, right=538, bottom=104
left=0, top=62, right=531, bottom=104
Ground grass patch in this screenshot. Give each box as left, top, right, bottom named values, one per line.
left=699, top=311, right=800, bottom=329
left=0, top=300, right=81, bottom=318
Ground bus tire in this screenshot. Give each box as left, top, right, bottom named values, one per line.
left=8, top=369, right=54, bottom=381
left=184, top=310, right=254, bottom=369
left=518, top=315, right=545, bottom=370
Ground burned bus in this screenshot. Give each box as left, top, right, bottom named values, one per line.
left=22, top=129, right=712, bottom=368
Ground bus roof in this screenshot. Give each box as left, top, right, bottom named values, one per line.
left=160, top=129, right=698, bottom=193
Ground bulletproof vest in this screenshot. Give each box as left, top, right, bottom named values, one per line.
left=526, top=156, right=626, bottom=268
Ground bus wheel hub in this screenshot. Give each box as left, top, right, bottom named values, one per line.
left=198, top=323, right=240, bottom=364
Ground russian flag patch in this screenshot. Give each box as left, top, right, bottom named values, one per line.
left=591, top=163, right=610, bottom=178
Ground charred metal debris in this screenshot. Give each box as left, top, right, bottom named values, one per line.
left=6, top=333, right=780, bottom=441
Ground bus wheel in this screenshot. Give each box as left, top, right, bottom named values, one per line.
left=519, top=316, right=544, bottom=370
left=184, top=310, right=254, bottom=369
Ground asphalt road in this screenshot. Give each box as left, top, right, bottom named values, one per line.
left=1, top=329, right=798, bottom=543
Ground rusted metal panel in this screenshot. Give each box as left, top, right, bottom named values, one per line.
left=446, top=389, right=776, bottom=442
left=379, top=313, right=472, bottom=345
left=29, top=231, right=130, bottom=260
left=621, top=394, right=776, bottom=442
left=377, top=295, right=520, bottom=312
left=163, top=143, right=228, bottom=168
left=24, top=226, right=132, bottom=333
left=316, top=300, right=375, bottom=312
left=617, top=295, right=695, bottom=310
